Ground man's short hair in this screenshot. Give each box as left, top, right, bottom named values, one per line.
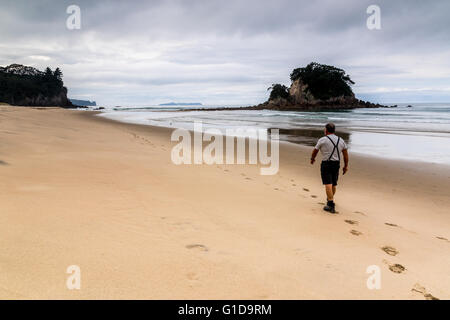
left=325, top=123, right=336, bottom=133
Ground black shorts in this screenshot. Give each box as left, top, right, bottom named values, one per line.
left=321, top=161, right=340, bottom=186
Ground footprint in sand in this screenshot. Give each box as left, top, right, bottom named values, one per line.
left=381, top=246, right=399, bottom=256
left=385, top=223, right=399, bottom=227
left=412, top=283, right=439, bottom=300
left=345, top=220, right=358, bottom=225
left=186, top=272, right=199, bottom=281
left=436, top=236, right=449, bottom=242
left=186, top=244, right=208, bottom=252
left=274, top=187, right=279, bottom=191
left=292, top=184, right=296, bottom=186
left=318, top=202, right=325, bottom=205
left=245, top=177, right=252, bottom=181
left=388, top=263, right=405, bottom=274
left=353, top=211, right=366, bottom=216
left=311, top=195, right=317, bottom=198
left=350, top=230, right=362, bottom=236
left=303, top=188, right=309, bottom=192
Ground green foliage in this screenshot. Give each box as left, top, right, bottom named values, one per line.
left=290, top=62, right=355, bottom=100
left=0, top=66, right=65, bottom=105
left=267, top=83, right=290, bottom=101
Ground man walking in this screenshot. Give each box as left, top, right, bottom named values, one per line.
left=310, top=123, right=349, bottom=213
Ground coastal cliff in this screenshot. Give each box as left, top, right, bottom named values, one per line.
left=0, top=64, right=73, bottom=107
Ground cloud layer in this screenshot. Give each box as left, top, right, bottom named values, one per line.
left=1, top=0, right=450, bottom=105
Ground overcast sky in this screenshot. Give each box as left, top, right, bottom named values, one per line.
left=1, top=0, right=450, bottom=106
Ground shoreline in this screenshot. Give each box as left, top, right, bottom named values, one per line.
left=96, top=109, right=450, bottom=167
left=1, top=106, right=449, bottom=299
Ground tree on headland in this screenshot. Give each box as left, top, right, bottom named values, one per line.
left=44, top=67, right=53, bottom=79
left=53, top=68, right=63, bottom=81
left=267, top=83, right=290, bottom=101
left=290, top=62, right=355, bottom=100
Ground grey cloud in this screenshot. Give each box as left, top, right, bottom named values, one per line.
left=1, top=0, right=450, bottom=105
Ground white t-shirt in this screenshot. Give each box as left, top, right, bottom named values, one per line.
left=314, top=134, right=348, bottom=162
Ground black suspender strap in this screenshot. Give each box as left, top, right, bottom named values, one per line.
left=325, top=136, right=340, bottom=161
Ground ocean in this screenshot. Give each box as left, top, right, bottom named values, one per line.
left=98, top=103, right=450, bottom=164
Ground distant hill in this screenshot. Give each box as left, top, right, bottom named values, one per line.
left=70, top=99, right=97, bottom=106
left=159, top=102, right=202, bottom=106
left=0, top=64, right=72, bottom=107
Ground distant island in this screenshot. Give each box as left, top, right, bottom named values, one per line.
left=186, top=62, right=393, bottom=112
left=0, top=64, right=72, bottom=107
left=159, top=102, right=203, bottom=106
left=258, top=62, right=392, bottom=110
left=70, top=99, right=97, bottom=107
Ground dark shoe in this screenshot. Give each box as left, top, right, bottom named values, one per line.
left=323, top=201, right=336, bottom=214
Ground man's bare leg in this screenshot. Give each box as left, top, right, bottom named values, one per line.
left=324, top=184, right=336, bottom=213
left=325, top=184, right=334, bottom=201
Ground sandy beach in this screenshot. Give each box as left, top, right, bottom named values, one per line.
left=1, top=105, right=449, bottom=299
